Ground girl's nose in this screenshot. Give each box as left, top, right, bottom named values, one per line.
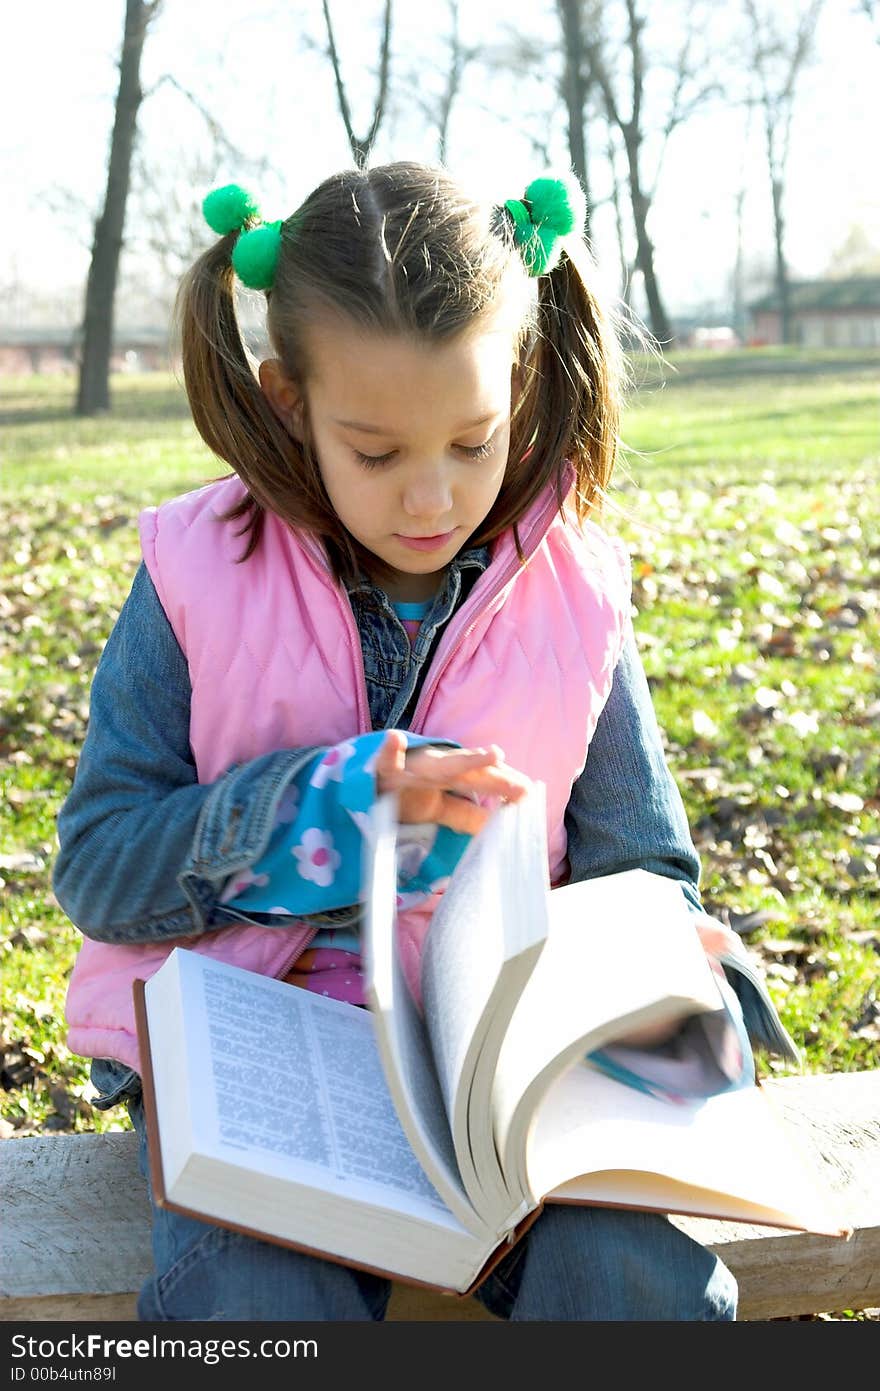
left=401, top=464, right=453, bottom=521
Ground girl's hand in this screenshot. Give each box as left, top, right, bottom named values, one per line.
left=374, top=731, right=532, bottom=835
left=694, top=915, right=747, bottom=962
left=610, top=916, right=748, bottom=1050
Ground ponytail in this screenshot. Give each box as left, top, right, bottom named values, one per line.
left=534, top=241, right=624, bottom=521
left=475, top=238, right=624, bottom=554
left=174, top=236, right=342, bottom=565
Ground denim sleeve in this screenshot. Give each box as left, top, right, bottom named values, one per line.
left=564, top=627, right=703, bottom=911
left=567, top=636, right=798, bottom=1061
left=52, top=563, right=321, bottom=944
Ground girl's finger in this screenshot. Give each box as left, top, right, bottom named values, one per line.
left=375, top=730, right=408, bottom=791
left=433, top=795, right=491, bottom=836
left=695, top=916, right=746, bottom=960
left=453, top=762, right=532, bottom=797
left=397, top=756, right=494, bottom=790
left=378, top=730, right=407, bottom=761
left=401, top=746, right=500, bottom=782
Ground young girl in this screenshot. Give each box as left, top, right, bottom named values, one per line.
left=55, top=162, right=786, bottom=1322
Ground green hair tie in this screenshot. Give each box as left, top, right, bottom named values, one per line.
left=232, top=221, right=283, bottom=290
left=504, top=173, right=587, bottom=276
left=202, top=183, right=282, bottom=290
left=202, top=184, right=260, bottom=235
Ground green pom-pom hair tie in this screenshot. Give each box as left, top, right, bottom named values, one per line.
left=504, top=173, right=587, bottom=276
left=202, top=184, right=260, bottom=235
left=232, top=220, right=283, bottom=291
left=201, top=183, right=282, bottom=291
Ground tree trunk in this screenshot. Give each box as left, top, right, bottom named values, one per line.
left=743, top=0, right=823, bottom=350
left=76, top=0, right=156, bottom=416
left=623, top=133, right=673, bottom=345
left=437, top=1, right=464, bottom=164
left=557, top=0, right=592, bottom=237
left=580, top=1, right=676, bottom=344
left=770, top=174, right=791, bottom=345
left=732, top=183, right=747, bottom=343
left=607, top=135, right=632, bottom=306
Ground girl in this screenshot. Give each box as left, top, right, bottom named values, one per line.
left=55, top=162, right=780, bottom=1322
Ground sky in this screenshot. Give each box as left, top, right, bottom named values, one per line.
left=2, top=0, right=879, bottom=324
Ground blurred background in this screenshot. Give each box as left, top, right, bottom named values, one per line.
left=1, top=0, right=879, bottom=388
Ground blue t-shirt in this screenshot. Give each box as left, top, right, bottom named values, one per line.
left=392, top=597, right=432, bottom=646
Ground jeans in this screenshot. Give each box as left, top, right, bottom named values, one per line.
left=128, top=1097, right=737, bottom=1322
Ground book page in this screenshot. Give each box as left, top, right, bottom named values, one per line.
left=167, top=949, right=448, bottom=1214
left=492, top=869, right=723, bottom=1187
left=526, top=1062, right=845, bottom=1236
left=145, top=950, right=500, bottom=1292
left=364, top=795, right=488, bottom=1236
left=419, top=788, right=549, bottom=1222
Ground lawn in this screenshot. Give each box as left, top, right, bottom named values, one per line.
left=1, top=347, right=878, bottom=1137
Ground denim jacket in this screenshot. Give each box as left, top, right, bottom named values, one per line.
left=55, top=545, right=762, bottom=1107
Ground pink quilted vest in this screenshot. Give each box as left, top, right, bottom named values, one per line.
left=66, top=475, right=631, bottom=1070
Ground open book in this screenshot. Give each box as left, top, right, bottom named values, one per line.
left=134, top=787, right=847, bottom=1295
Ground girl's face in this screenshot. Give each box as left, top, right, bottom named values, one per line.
left=261, top=315, right=517, bottom=602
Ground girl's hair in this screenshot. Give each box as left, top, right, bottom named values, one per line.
left=176, top=160, right=625, bottom=584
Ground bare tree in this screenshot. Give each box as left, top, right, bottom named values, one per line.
left=743, top=0, right=824, bottom=344
left=76, top=0, right=161, bottom=415
left=435, top=0, right=469, bottom=162
left=122, top=77, right=270, bottom=324
left=394, top=1, right=474, bottom=162
left=145, top=74, right=268, bottom=173
left=582, top=0, right=720, bottom=345
left=322, top=0, right=393, bottom=168
left=606, top=133, right=633, bottom=304
left=127, top=151, right=236, bottom=322
left=556, top=0, right=594, bottom=231
left=731, top=180, right=750, bottom=343
left=467, top=30, right=562, bottom=169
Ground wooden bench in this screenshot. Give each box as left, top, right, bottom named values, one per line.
left=2, top=1071, right=878, bottom=1322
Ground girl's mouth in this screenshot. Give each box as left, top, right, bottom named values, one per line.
left=394, top=530, right=457, bottom=552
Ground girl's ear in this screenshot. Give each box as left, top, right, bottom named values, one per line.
left=259, top=358, right=305, bottom=441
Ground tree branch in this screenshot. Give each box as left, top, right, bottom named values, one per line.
left=322, top=0, right=393, bottom=166
left=364, top=0, right=393, bottom=153
left=142, top=74, right=256, bottom=169
left=321, top=0, right=357, bottom=150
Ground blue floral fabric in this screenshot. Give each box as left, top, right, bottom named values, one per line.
left=220, top=730, right=472, bottom=919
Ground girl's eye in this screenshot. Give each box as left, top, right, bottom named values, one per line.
left=352, top=439, right=495, bottom=469
left=354, top=450, right=395, bottom=469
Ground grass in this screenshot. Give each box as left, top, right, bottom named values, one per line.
left=1, top=347, right=878, bottom=1138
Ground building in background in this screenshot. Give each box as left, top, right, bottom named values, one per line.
left=748, top=277, right=880, bottom=348
left=0, top=326, right=172, bottom=375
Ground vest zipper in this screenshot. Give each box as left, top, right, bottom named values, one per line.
left=272, top=924, right=319, bottom=981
